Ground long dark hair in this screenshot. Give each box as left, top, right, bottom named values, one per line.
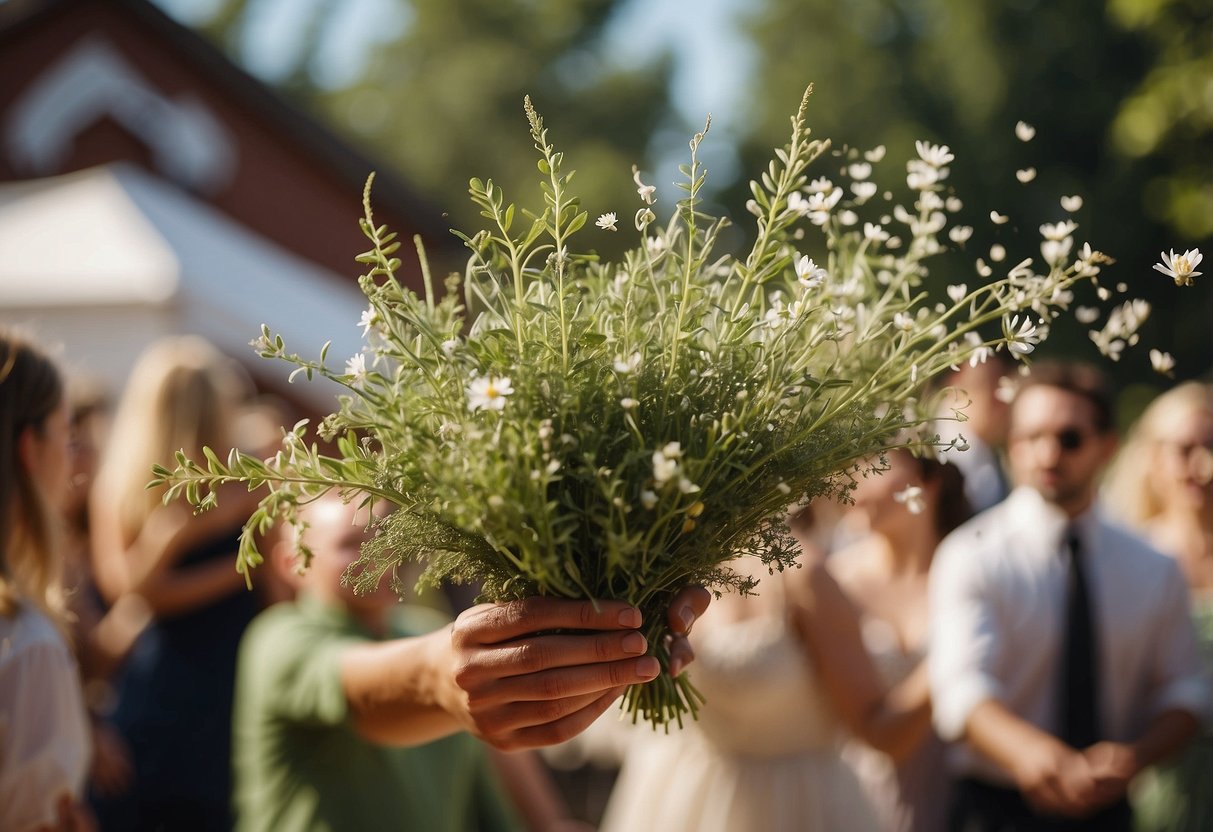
left=915, top=455, right=972, bottom=539
left=0, top=330, right=66, bottom=620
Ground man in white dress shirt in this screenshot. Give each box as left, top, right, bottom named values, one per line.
left=929, top=361, right=1208, bottom=831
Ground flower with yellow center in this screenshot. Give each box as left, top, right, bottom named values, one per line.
left=1153, top=248, right=1203, bottom=287
left=466, top=375, right=514, bottom=412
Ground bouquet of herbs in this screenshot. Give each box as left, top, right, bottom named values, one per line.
left=155, top=88, right=1151, bottom=728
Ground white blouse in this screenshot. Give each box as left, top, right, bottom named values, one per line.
left=0, top=604, right=91, bottom=832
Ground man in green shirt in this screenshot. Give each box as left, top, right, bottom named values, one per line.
left=233, top=495, right=709, bottom=831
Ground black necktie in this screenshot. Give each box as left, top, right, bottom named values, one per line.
left=1059, top=531, right=1100, bottom=749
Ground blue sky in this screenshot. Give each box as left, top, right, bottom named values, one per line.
left=152, top=0, right=754, bottom=132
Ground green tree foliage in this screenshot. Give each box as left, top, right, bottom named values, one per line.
left=189, top=0, right=673, bottom=256
left=734, top=0, right=1213, bottom=386
left=167, top=0, right=1211, bottom=386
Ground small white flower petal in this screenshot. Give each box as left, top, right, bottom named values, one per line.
left=1015, top=121, right=1036, bottom=142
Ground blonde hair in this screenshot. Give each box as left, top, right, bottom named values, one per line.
left=0, top=330, right=67, bottom=623
left=1103, top=381, right=1213, bottom=528
left=93, top=337, right=246, bottom=546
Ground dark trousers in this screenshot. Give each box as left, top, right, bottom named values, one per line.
left=949, top=777, right=1133, bottom=832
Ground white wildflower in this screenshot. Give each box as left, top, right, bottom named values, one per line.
left=852, top=181, right=878, bottom=201
left=947, top=284, right=968, bottom=303
left=358, top=307, right=378, bottom=337
left=1061, top=195, right=1083, bottom=212
left=620, top=397, right=638, bottom=410
left=849, top=162, right=873, bottom=180
left=787, top=191, right=812, bottom=216
left=864, top=222, right=890, bottom=243
left=990, top=211, right=1009, bottom=225
left=807, top=177, right=834, bottom=194
left=864, top=145, right=886, bottom=162
left=838, top=210, right=859, bottom=226
left=678, top=477, right=701, bottom=494
left=795, top=255, right=828, bottom=289
left=614, top=353, right=642, bottom=374
left=915, top=140, right=955, bottom=168
left=1075, top=306, right=1100, bottom=325
left=1153, top=248, right=1203, bottom=287
left=1150, top=349, right=1176, bottom=377
left=990, top=244, right=1006, bottom=263
left=1040, top=220, right=1078, bottom=241
left=632, top=166, right=656, bottom=204
left=949, top=225, right=974, bottom=245
left=946, top=196, right=963, bottom=212
left=466, top=375, right=514, bottom=412
left=640, top=490, right=658, bottom=510
left=441, top=338, right=460, bottom=356
left=1004, top=315, right=1042, bottom=357
left=894, top=484, right=926, bottom=514
left=345, top=353, right=368, bottom=384
left=894, top=311, right=915, bottom=331
left=1015, top=121, right=1036, bottom=142
left=596, top=212, right=618, bottom=231
left=652, top=447, right=680, bottom=485
left=1016, top=167, right=1037, bottom=183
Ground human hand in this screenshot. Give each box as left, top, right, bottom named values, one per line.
left=1012, top=735, right=1101, bottom=818
left=447, top=597, right=662, bottom=750
left=1083, top=741, right=1138, bottom=808
left=33, top=794, right=97, bottom=832
left=89, top=719, right=134, bottom=797
left=665, top=585, right=711, bottom=677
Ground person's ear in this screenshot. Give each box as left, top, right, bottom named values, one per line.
left=269, top=534, right=307, bottom=590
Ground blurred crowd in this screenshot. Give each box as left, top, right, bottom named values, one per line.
left=1, top=329, right=1210, bottom=832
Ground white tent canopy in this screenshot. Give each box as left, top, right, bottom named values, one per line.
left=0, top=163, right=367, bottom=408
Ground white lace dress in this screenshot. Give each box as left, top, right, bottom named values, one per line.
left=599, top=613, right=882, bottom=832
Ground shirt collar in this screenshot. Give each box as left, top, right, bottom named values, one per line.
left=1005, top=485, right=1100, bottom=552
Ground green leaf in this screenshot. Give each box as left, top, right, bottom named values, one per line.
left=566, top=210, right=588, bottom=235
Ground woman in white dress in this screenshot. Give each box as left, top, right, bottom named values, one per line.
left=0, top=331, right=93, bottom=832
left=598, top=452, right=962, bottom=832
left=832, top=450, right=972, bottom=832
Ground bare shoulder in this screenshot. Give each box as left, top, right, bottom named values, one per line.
left=828, top=541, right=881, bottom=592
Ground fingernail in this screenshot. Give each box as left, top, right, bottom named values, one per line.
left=678, top=607, right=695, bottom=633
left=618, top=607, right=642, bottom=628
left=636, top=657, right=660, bottom=678
left=622, top=632, right=647, bottom=654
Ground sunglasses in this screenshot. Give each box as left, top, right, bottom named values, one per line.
left=1012, top=427, right=1090, bottom=452
left=1056, top=428, right=1087, bottom=452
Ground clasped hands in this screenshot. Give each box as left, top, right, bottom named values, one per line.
left=1014, top=735, right=1139, bottom=819
left=446, top=587, right=710, bottom=750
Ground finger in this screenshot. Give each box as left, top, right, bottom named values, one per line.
left=666, top=586, right=711, bottom=636
left=476, top=688, right=615, bottom=735
left=456, top=598, right=643, bottom=646
left=473, top=656, right=659, bottom=705
left=473, top=630, right=650, bottom=680
left=667, top=634, right=695, bottom=677
left=505, top=688, right=625, bottom=750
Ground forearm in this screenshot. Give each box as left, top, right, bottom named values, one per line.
left=340, top=627, right=464, bottom=747
left=858, top=663, right=933, bottom=762
left=487, top=748, right=579, bottom=832
left=1128, top=709, right=1200, bottom=772
left=966, top=698, right=1063, bottom=776
left=132, top=557, right=247, bottom=617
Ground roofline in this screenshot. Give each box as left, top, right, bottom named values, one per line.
left=0, top=0, right=458, bottom=250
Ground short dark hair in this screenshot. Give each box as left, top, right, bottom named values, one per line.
left=1012, top=360, right=1114, bottom=434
